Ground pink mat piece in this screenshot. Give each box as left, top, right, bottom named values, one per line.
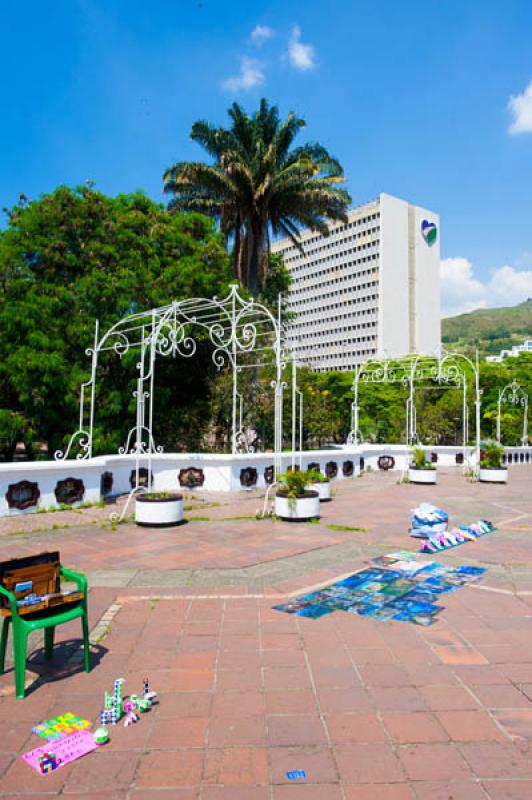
left=22, top=729, right=97, bottom=775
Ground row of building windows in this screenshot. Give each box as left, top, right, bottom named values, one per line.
left=276, top=209, right=380, bottom=258
left=295, top=320, right=378, bottom=338
left=291, top=283, right=379, bottom=305
left=288, top=243, right=380, bottom=271
left=293, top=294, right=379, bottom=314
left=300, top=334, right=378, bottom=350
left=291, top=268, right=379, bottom=297
left=290, top=255, right=379, bottom=285
left=286, top=233, right=380, bottom=263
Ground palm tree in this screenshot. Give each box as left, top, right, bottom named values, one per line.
left=163, top=99, right=351, bottom=295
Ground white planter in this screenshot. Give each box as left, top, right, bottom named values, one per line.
left=274, top=491, right=320, bottom=521
left=408, top=468, right=437, bottom=485
left=135, top=494, right=184, bottom=527
left=311, top=481, right=332, bottom=501
left=479, top=468, right=508, bottom=484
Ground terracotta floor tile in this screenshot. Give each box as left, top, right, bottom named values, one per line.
left=0, top=754, right=73, bottom=794
left=420, top=685, right=480, bottom=711
left=471, top=684, right=532, bottom=709
left=174, top=651, right=216, bottom=671
left=381, top=711, right=449, bottom=743
left=433, top=644, right=488, bottom=666
left=317, top=687, right=374, bottom=713
left=269, top=745, right=338, bottom=784
left=368, top=686, right=427, bottom=712
left=267, top=714, right=328, bottom=746
left=203, top=788, right=270, bottom=800
left=273, top=785, right=343, bottom=799
left=311, top=665, right=360, bottom=688
left=146, top=717, right=208, bottom=748
left=358, top=664, right=412, bottom=688
left=262, top=649, right=307, bottom=668
left=397, top=743, right=472, bottom=781
left=492, top=709, right=532, bottom=739
left=217, top=668, right=262, bottom=690
left=208, top=716, right=266, bottom=747
left=265, top=689, right=318, bottom=715
left=461, top=742, right=532, bottom=778
left=135, top=751, right=204, bottom=787
left=436, top=710, right=507, bottom=741
left=481, top=780, right=532, bottom=799
left=204, top=747, right=269, bottom=785
left=343, top=786, right=414, bottom=800
left=325, top=712, right=387, bottom=743
left=335, top=742, right=405, bottom=783
left=263, top=667, right=312, bottom=690
left=412, top=782, right=487, bottom=800
left=63, top=751, right=140, bottom=793
left=164, top=669, right=214, bottom=691
left=212, top=690, right=265, bottom=718
left=157, top=691, right=212, bottom=718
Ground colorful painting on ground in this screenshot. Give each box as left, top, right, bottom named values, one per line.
left=273, top=553, right=485, bottom=626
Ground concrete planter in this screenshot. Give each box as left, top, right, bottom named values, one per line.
left=310, top=481, right=332, bottom=501
left=408, top=468, right=437, bottom=485
left=479, top=467, right=508, bottom=484
left=274, top=491, right=320, bottom=521
left=135, top=493, right=184, bottom=527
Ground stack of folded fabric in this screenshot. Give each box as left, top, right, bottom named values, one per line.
left=410, top=503, right=449, bottom=539
left=420, top=519, right=495, bottom=553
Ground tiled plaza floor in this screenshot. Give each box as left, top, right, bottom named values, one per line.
left=0, top=467, right=531, bottom=797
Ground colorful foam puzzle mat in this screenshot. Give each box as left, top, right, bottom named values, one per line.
left=273, top=554, right=486, bottom=626
left=32, top=713, right=91, bottom=741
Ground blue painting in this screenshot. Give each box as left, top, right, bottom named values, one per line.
left=273, top=553, right=485, bottom=626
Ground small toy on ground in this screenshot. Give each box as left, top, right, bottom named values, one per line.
left=38, top=752, right=59, bottom=774
left=99, top=677, right=157, bottom=729
left=92, top=727, right=109, bottom=745
left=123, top=700, right=139, bottom=727
left=32, top=713, right=91, bottom=742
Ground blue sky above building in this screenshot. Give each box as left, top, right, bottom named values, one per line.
left=1, top=0, right=531, bottom=315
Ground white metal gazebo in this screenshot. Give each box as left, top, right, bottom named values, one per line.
left=55, top=285, right=287, bottom=486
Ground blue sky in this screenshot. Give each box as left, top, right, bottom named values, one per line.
left=2, top=0, right=532, bottom=316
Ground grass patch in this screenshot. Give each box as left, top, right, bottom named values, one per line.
left=327, top=524, right=368, bottom=533
left=187, top=515, right=211, bottom=521
left=221, top=514, right=258, bottom=521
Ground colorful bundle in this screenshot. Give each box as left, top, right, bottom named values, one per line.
left=410, top=503, right=449, bottom=539
left=419, top=520, right=495, bottom=553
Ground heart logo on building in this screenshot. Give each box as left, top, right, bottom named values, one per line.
left=421, top=220, right=437, bottom=245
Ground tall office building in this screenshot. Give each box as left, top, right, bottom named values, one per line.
left=272, top=192, right=441, bottom=371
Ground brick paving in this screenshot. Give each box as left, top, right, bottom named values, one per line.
left=0, top=467, right=531, bottom=797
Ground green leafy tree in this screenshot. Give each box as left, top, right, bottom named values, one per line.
left=163, top=99, right=351, bottom=295
left=0, top=187, right=232, bottom=456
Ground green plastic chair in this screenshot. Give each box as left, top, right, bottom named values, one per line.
left=0, top=566, right=90, bottom=699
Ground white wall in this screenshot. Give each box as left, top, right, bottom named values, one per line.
left=378, top=194, right=410, bottom=356
left=412, top=204, right=441, bottom=355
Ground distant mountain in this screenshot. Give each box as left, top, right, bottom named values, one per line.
left=441, top=299, right=532, bottom=355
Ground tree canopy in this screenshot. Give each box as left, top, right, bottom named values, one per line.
left=163, top=99, right=351, bottom=295
left=0, top=186, right=232, bottom=457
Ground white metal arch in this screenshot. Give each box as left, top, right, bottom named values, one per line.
left=347, top=350, right=482, bottom=471
left=55, top=284, right=285, bottom=478
left=496, top=380, right=528, bottom=446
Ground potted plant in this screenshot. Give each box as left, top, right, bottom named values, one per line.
left=408, top=447, right=437, bottom=485
left=307, top=468, right=332, bottom=501
left=274, top=470, right=320, bottom=521
left=479, top=441, right=507, bottom=483
left=135, top=491, right=184, bottom=527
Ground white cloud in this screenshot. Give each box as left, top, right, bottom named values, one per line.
left=441, top=257, right=532, bottom=317
left=221, top=57, right=265, bottom=92
left=250, top=25, right=274, bottom=46
left=288, top=25, right=316, bottom=71
left=508, top=80, right=532, bottom=134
